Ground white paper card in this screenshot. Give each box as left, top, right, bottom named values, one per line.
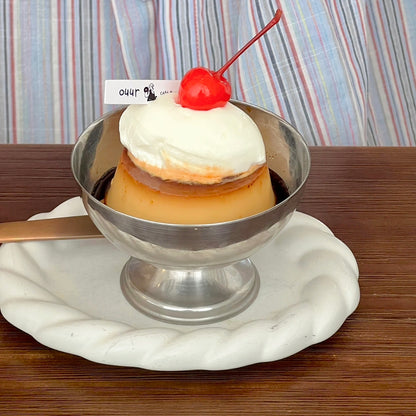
left=104, top=80, right=180, bottom=105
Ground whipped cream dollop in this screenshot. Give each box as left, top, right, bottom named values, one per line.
left=119, top=93, right=266, bottom=184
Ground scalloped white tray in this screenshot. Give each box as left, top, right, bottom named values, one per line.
left=0, top=197, right=359, bottom=371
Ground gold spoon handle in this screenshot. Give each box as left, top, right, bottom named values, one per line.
left=0, top=216, right=103, bottom=243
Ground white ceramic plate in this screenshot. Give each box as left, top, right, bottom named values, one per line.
left=0, top=198, right=359, bottom=371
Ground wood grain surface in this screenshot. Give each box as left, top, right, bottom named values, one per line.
left=0, top=145, right=415, bottom=415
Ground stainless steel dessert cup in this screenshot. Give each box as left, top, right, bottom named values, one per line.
left=71, top=101, right=310, bottom=325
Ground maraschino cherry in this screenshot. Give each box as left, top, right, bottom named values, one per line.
left=177, top=9, right=283, bottom=111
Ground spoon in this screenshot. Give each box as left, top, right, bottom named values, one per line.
left=0, top=215, right=103, bottom=243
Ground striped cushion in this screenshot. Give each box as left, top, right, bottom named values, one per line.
left=1, top=0, right=415, bottom=145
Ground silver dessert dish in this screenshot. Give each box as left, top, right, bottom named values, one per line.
left=71, top=101, right=310, bottom=325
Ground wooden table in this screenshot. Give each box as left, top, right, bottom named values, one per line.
left=0, top=145, right=415, bottom=415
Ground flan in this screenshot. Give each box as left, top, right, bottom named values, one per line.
left=105, top=93, right=276, bottom=224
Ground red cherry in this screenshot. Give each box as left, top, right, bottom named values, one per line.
left=178, top=67, right=231, bottom=111
left=177, top=9, right=283, bottom=111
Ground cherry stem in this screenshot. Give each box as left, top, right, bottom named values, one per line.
left=215, top=9, right=283, bottom=78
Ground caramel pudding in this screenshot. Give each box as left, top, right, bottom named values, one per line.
left=104, top=93, right=277, bottom=224
left=106, top=148, right=275, bottom=224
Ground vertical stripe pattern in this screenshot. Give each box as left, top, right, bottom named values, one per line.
left=0, top=0, right=126, bottom=143
left=0, top=0, right=415, bottom=146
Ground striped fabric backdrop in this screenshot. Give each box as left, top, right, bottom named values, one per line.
left=0, top=0, right=415, bottom=145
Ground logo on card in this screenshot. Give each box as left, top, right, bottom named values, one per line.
left=104, top=80, right=180, bottom=105
left=143, top=83, right=157, bottom=102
